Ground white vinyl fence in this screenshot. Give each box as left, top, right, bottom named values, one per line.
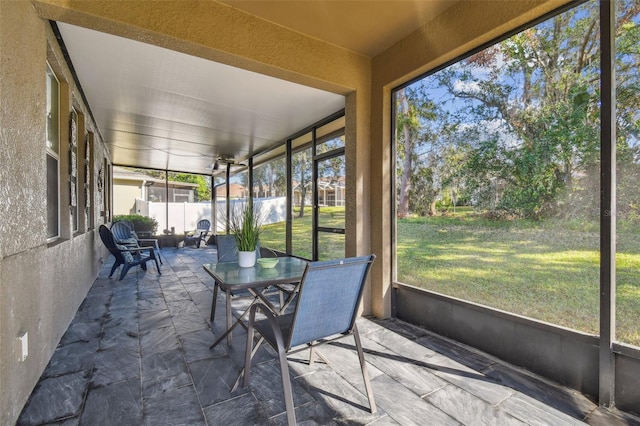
left=142, top=197, right=287, bottom=235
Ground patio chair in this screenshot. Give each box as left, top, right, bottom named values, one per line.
left=111, top=221, right=163, bottom=264
left=99, top=225, right=161, bottom=280
left=210, top=235, right=258, bottom=336
left=210, top=234, right=237, bottom=325
left=243, top=254, right=377, bottom=426
left=110, top=221, right=138, bottom=247
left=184, top=219, right=211, bottom=248
left=120, top=219, right=163, bottom=264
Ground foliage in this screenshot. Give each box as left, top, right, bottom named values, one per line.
left=227, top=202, right=263, bottom=251
left=170, top=173, right=211, bottom=202
left=252, top=158, right=287, bottom=198
left=113, top=214, right=158, bottom=234
left=409, top=166, right=437, bottom=216
left=396, top=1, right=640, bottom=221
left=395, top=86, right=439, bottom=217
left=137, top=169, right=211, bottom=201
left=292, top=149, right=312, bottom=218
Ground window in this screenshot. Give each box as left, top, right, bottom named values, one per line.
left=84, top=133, right=94, bottom=229
left=615, top=4, right=640, bottom=347
left=70, top=109, right=78, bottom=233
left=393, top=1, right=606, bottom=338
left=46, top=63, right=60, bottom=240
left=291, top=133, right=313, bottom=259
left=253, top=156, right=287, bottom=253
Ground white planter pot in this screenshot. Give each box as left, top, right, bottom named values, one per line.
left=238, top=250, right=256, bottom=268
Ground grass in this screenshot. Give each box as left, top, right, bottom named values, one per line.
left=398, top=207, right=640, bottom=346
left=262, top=205, right=640, bottom=346
left=261, top=206, right=345, bottom=260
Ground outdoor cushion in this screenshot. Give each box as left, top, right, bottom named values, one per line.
left=116, top=244, right=134, bottom=263
left=117, top=237, right=138, bottom=246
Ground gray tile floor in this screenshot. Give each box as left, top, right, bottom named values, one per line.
left=17, top=245, right=640, bottom=425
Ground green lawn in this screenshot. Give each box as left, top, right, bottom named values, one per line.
left=261, top=206, right=346, bottom=260
left=262, top=206, right=640, bottom=346
left=397, top=208, right=640, bottom=346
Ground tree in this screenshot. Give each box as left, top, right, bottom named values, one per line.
left=251, top=158, right=287, bottom=198
left=395, top=86, right=438, bottom=217
left=413, top=1, right=640, bottom=220
left=132, top=168, right=211, bottom=202
left=292, top=148, right=312, bottom=217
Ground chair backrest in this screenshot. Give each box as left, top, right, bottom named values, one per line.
left=99, top=225, right=125, bottom=261
left=111, top=221, right=136, bottom=243
left=287, top=254, right=375, bottom=349
left=121, top=219, right=138, bottom=238
left=196, top=219, right=211, bottom=231
left=216, top=234, right=238, bottom=262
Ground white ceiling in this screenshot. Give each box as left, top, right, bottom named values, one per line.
left=56, top=1, right=459, bottom=176
left=57, top=22, right=345, bottom=175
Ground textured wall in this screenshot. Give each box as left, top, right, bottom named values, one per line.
left=0, top=0, right=48, bottom=258
left=0, top=2, right=48, bottom=421
left=0, top=3, right=107, bottom=424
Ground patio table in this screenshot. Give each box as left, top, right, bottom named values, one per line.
left=203, top=256, right=308, bottom=349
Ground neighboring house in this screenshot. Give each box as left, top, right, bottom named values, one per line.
left=317, top=177, right=345, bottom=207
left=215, top=182, right=246, bottom=199
left=290, top=178, right=345, bottom=208
left=113, top=166, right=198, bottom=216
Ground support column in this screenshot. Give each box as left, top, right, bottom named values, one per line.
left=599, top=0, right=616, bottom=408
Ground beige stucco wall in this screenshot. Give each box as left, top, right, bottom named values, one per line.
left=113, top=181, right=142, bottom=216
left=0, top=2, right=109, bottom=423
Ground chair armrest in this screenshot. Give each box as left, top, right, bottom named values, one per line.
left=137, top=238, right=159, bottom=243
left=121, top=246, right=154, bottom=255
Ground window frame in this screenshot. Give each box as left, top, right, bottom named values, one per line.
left=46, top=62, right=61, bottom=242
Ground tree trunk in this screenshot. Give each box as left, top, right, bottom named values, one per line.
left=397, top=89, right=413, bottom=217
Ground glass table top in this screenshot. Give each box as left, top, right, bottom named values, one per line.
left=203, top=256, right=308, bottom=290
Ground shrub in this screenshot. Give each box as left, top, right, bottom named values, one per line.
left=113, top=214, right=158, bottom=235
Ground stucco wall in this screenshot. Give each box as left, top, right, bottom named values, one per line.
left=113, top=182, right=142, bottom=216
left=0, top=2, right=109, bottom=423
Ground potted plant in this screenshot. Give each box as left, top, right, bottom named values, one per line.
left=228, top=202, right=263, bottom=267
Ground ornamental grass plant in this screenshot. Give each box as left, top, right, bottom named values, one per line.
left=228, top=202, right=263, bottom=252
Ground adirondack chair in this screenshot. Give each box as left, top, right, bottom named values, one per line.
left=184, top=219, right=211, bottom=248
left=99, top=225, right=161, bottom=280
left=112, top=220, right=163, bottom=264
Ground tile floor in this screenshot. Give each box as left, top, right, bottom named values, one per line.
left=17, top=245, right=640, bottom=425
